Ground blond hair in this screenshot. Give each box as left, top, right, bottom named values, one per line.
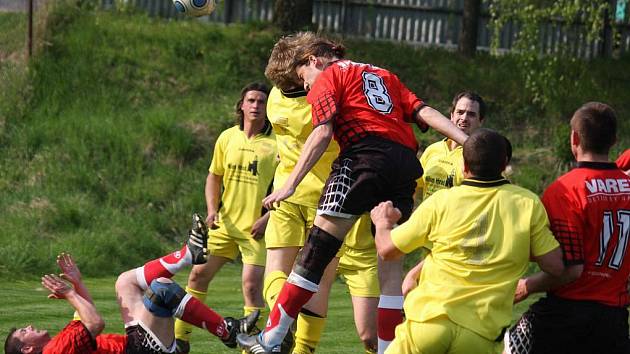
left=265, top=32, right=345, bottom=91
left=265, top=32, right=317, bottom=91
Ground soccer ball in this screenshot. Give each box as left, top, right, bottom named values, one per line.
left=173, top=0, right=217, bottom=17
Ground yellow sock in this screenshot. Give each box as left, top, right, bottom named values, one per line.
left=243, top=305, right=267, bottom=332
left=365, top=347, right=377, bottom=354
left=293, top=312, right=325, bottom=354
left=263, top=270, right=287, bottom=308
left=174, top=287, right=208, bottom=342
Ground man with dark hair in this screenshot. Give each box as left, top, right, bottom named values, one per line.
left=505, top=102, right=630, bottom=354
left=371, top=128, right=564, bottom=353
left=5, top=215, right=259, bottom=354
left=416, top=91, right=486, bottom=201
left=174, top=83, right=277, bottom=353
left=402, top=90, right=487, bottom=304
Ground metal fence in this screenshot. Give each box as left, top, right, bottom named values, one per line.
left=103, top=0, right=630, bottom=58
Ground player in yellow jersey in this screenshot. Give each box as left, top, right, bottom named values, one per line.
left=371, top=129, right=564, bottom=354
left=262, top=33, right=380, bottom=354
left=416, top=91, right=485, bottom=201
left=174, top=83, right=278, bottom=353
left=403, top=91, right=486, bottom=296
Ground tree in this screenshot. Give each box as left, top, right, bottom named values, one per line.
left=459, top=0, right=481, bottom=57
left=488, top=0, right=611, bottom=108
left=273, top=0, right=313, bottom=32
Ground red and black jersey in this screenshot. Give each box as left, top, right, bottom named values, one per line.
left=542, top=161, right=630, bottom=307
left=306, top=60, right=423, bottom=151
left=43, top=321, right=126, bottom=354
left=617, top=149, right=630, bottom=171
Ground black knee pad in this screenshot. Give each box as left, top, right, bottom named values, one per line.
left=142, top=278, right=187, bottom=317
left=295, top=226, right=343, bottom=284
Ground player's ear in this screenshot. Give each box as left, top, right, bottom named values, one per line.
left=570, top=129, right=580, bottom=148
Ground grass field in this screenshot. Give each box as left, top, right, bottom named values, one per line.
left=0, top=3, right=627, bottom=352
left=0, top=261, right=540, bottom=353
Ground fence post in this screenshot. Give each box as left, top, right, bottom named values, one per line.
left=27, top=0, right=33, bottom=59
left=224, top=0, right=235, bottom=24
left=458, top=0, right=480, bottom=57
left=601, top=0, right=615, bottom=57
left=341, top=0, right=348, bottom=33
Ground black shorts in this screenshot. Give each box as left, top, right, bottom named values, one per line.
left=125, top=323, right=173, bottom=354
left=506, top=295, right=630, bottom=354
left=317, top=135, right=422, bottom=222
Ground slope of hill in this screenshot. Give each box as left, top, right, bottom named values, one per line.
left=0, top=2, right=628, bottom=277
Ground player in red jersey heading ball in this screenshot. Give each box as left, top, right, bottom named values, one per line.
left=237, top=32, right=467, bottom=354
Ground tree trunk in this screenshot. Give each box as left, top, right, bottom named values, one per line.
left=459, top=0, right=480, bottom=57
left=273, top=0, right=314, bottom=32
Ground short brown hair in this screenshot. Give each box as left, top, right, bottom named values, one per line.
left=291, top=32, right=346, bottom=71
left=5, top=328, right=22, bottom=354
left=570, top=102, right=617, bottom=154
left=450, top=91, right=486, bottom=120
left=463, top=128, right=508, bottom=178
left=265, top=32, right=317, bottom=92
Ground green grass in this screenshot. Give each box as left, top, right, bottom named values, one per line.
left=1, top=5, right=628, bottom=278
left=0, top=262, right=540, bottom=353
left=0, top=12, right=27, bottom=56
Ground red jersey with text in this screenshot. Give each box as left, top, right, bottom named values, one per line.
left=542, top=162, right=630, bottom=307
left=43, top=321, right=127, bottom=354
left=617, top=149, right=630, bottom=171
left=306, top=59, right=423, bottom=151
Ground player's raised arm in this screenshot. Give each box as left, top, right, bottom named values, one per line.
left=371, top=201, right=405, bottom=260
left=42, top=273, right=105, bottom=337
left=56, top=252, right=94, bottom=305
left=416, top=106, right=468, bottom=145
left=262, top=120, right=333, bottom=210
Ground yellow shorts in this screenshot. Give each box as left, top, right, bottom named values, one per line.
left=207, top=229, right=266, bottom=266
left=265, top=201, right=316, bottom=248
left=337, top=246, right=379, bottom=297
left=386, top=316, right=502, bottom=354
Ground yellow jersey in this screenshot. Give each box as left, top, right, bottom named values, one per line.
left=266, top=87, right=339, bottom=208
left=417, top=139, right=465, bottom=202
left=391, top=178, right=559, bottom=340
left=209, top=125, right=278, bottom=237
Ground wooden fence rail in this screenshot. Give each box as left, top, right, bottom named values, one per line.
left=102, top=0, right=630, bottom=58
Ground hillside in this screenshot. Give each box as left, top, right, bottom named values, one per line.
left=0, top=2, right=628, bottom=277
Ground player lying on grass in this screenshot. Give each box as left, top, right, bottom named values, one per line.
left=4, top=214, right=259, bottom=354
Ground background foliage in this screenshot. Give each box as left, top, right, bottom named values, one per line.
left=0, top=1, right=628, bottom=278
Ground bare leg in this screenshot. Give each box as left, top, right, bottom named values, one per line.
left=351, top=295, right=378, bottom=353
left=242, top=263, right=265, bottom=308
left=187, top=255, right=230, bottom=292
left=115, top=271, right=174, bottom=345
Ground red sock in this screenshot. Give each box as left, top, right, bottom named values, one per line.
left=377, top=307, right=403, bottom=342
left=139, top=244, right=191, bottom=288
left=263, top=280, right=316, bottom=347
left=178, top=295, right=228, bottom=339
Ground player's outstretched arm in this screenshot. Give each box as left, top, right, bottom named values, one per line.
left=42, top=273, right=105, bottom=337
left=371, top=201, right=405, bottom=261
left=514, top=248, right=579, bottom=303
left=263, top=121, right=333, bottom=210
left=56, top=252, right=93, bottom=305
left=417, top=106, right=468, bottom=146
